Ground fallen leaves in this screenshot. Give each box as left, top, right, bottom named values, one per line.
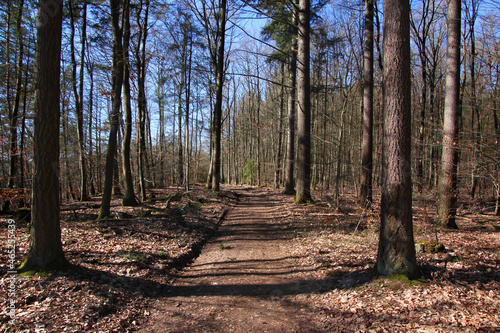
left=0, top=186, right=233, bottom=332
left=284, top=189, right=500, bottom=332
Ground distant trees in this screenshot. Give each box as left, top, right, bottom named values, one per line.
left=189, top=0, right=229, bottom=191
left=0, top=0, right=498, bottom=241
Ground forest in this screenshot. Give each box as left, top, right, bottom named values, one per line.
left=1, top=0, right=500, bottom=331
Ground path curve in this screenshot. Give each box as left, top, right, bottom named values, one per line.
left=139, top=186, right=329, bottom=332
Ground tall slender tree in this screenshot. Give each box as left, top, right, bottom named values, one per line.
left=69, top=0, right=89, bottom=201
left=98, top=0, right=124, bottom=219
left=20, top=0, right=67, bottom=271
left=258, top=0, right=299, bottom=193
left=437, top=0, right=461, bottom=229
left=376, top=0, right=418, bottom=278
left=121, top=0, right=138, bottom=207
left=4, top=0, right=25, bottom=211
left=211, top=0, right=227, bottom=191
left=360, top=0, right=374, bottom=207
left=295, top=0, right=312, bottom=203
left=135, top=0, right=150, bottom=201
left=284, top=3, right=298, bottom=194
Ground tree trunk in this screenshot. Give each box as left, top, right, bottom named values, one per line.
left=69, top=0, right=89, bottom=202
left=295, top=0, right=312, bottom=204
left=136, top=0, right=149, bottom=202
left=177, top=60, right=185, bottom=186
left=185, top=35, right=193, bottom=192
left=20, top=0, right=67, bottom=271
left=284, top=3, right=298, bottom=195
left=98, top=0, right=124, bottom=219
left=19, top=49, right=30, bottom=205
left=467, top=0, right=480, bottom=199
left=87, top=64, right=96, bottom=196
left=4, top=0, right=13, bottom=211
left=275, top=63, right=285, bottom=189
left=360, top=0, right=374, bottom=207
left=4, top=0, right=24, bottom=211
left=211, top=0, right=227, bottom=192
left=121, top=0, right=137, bottom=206
left=376, top=0, right=418, bottom=278
left=437, top=0, right=461, bottom=229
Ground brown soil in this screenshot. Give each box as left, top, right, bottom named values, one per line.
left=139, top=186, right=333, bottom=332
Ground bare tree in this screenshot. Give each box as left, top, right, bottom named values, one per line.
left=376, top=0, right=418, bottom=278
left=20, top=0, right=67, bottom=271
left=295, top=0, right=312, bottom=204
left=437, top=0, right=461, bottom=229
left=284, top=6, right=298, bottom=195
left=135, top=0, right=150, bottom=201
left=69, top=0, right=89, bottom=202
left=4, top=0, right=24, bottom=211
left=98, top=0, right=124, bottom=219
left=360, top=0, right=374, bottom=207
left=212, top=0, right=228, bottom=191
left=121, top=0, right=138, bottom=207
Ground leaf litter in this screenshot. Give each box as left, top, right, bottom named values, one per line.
left=1, top=185, right=499, bottom=332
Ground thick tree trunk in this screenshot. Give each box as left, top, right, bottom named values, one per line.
left=99, top=0, right=124, bottom=219
left=295, top=0, right=312, bottom=204
left=20, top=0, right=67, bottom=271
left=437, top=0, right=461, bottom=229
left=376, top=0, right=418, bottom=278
left=360, top=0, right=374, bottom=207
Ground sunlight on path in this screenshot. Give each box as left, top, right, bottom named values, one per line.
left=138, top=186, right=330, bottom=332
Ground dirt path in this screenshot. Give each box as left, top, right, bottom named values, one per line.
left=139, top=187, right=330, bottom=332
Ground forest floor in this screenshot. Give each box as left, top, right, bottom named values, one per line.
left=1, top=185, right=500, bottom=332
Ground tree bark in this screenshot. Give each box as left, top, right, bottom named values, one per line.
left=136, top=0, right=149, bottom=202
left=20, top=0, right=67, bottom=271
left=69, top=0, right=89, bottom=202
left=98, top=0, right=124, bottom=219
left=5, top=0, right=25, bottom=211
left=275, top=63, right=285, bottom=189
left=177, top=51, right=185, bottom=186
left=360, top=0, right=374, bottom=207
left=437, top=0, right=461, bottom=229
left=121, top=0, right=137, bottom=206
left=211, top=0, right=227, bottom=192
left=185, top=34, right=193, bottom=191
left=284, top=2, right=298, bottom=195
left=295, top=0, right=312, bottom=204
left=376, top=0, right=418, bottom=278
